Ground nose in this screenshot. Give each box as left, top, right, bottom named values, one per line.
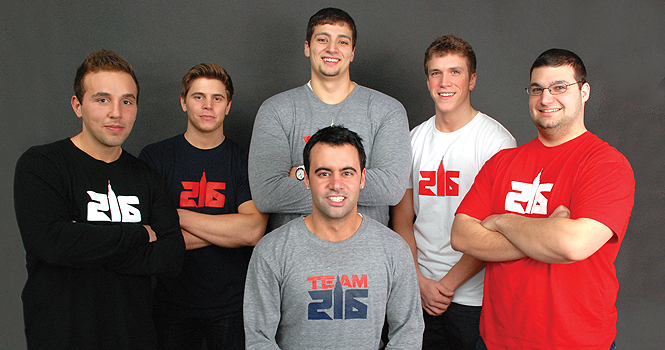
left=440, top=73, right=452, bottom=87
left=326, top=40, right=338, bottom=53
left=109, top=101, right=122, bottom=118
left=328, top=173, right=343, bottom=191
left=540, top=88, right=556, bottom=104
left=202, top=97, right=212, bottom=109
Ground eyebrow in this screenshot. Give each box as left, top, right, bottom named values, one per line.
left=314, top=32, right=352, bottom=40
left=314, top=166, right=357, bottom=173
left=191, top=91, right=226, bottom=98
left=530, top=79, right=570, bottom=87
left=90, top=92, right=136, bottom=100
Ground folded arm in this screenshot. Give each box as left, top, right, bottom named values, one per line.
left=177, top=200, right=268, bottom=250
left=480, top=205, right=613, bottom=264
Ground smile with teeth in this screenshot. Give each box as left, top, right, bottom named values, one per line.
left=323, top=58, right=340, bottom=63
left=438, top=92, right=455, bottom=97
left=540, top=108, right=562, bottom=113
left=328, top=196, right=345, bottom=203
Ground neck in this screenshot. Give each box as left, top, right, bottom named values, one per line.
left=70, top=133, right=122, bottom=163
left=537, top=124, right=587, bottom=147
left=304, top=210, right=362, bottom=242
left=434, top=105, right=477, bottom=133
left=184, top=126, right=225, bottom=150
left=309, top=75, right=355, bottom=104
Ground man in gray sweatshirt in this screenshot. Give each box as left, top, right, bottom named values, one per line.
left=244, top=126, right=423, bottom=349
left=248, top=7, right=411, bottom=232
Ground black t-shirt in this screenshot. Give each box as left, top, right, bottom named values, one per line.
left=14, top=139, right=183, bottom=349
left=140, top=134, right=253, bottom=317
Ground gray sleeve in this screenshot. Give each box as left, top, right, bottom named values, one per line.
left=244, top=248, right=283, bottom=350
left=248, top=100, right=311, bottom=215
left=358, top=102, right=411, bottom=207
left=384, top=239, right=424, bottom=349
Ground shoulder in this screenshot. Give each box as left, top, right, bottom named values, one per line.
left=410, top=116, right=435, bottom=138
left=580, top=132, right=633, bottom=174
left=140, top=134, right=182, bottom=157
left=474, top=112, right=515, bottom=141
left=254, top=218, right=302, bottom=254
left=17, top=139, right=73, bottom=169
left=259, top=85, right=309, bottom=109
left=361, top=217, right=410, bottom=251
left=354, top=85, right=405, bottom=110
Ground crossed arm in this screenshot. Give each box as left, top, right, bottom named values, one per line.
left=392, top=189, right=485, bottom=316
left=451, top=205, right=614, bottom=264
left=178, top=200, right=268, bottom=250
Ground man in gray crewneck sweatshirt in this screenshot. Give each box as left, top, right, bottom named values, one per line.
left=248, top=7, right=411, bottom=232
left=244, top=126, right=423, bottom=349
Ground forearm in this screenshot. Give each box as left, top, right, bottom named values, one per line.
left=451, top=213, right=526, bottom=262
left=439, top=254, right=486, bottom=291
left=391, top=190, right=419, bottom=270
left=177, top=203, right=268, bottom=248
left=182, top=229, right=211, bottom=250
left=486, top=213, right=612, bottom=264
left=357, top=109, right=410, bottom=207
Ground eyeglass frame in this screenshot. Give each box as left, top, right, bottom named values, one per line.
left=525, top=80, right=586, bottom=96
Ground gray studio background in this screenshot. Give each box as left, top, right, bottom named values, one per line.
left=2, top=1, right=664, bottom=349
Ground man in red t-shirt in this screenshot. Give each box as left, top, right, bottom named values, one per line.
left=451, top=49, right=634, bottom=350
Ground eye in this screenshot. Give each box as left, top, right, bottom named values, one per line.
left=214, top=96, right=222, bottom=101
left=430, top=71, right=440, bottom=77
left=452, top=70, right=460, bottom=74
left=122, top=99, right=133, bottom=105
left=552, top=84, right=567, bottom=91
left=97, top=98, right=109, bottom=103
left=530, top=87, right=544, bottom=94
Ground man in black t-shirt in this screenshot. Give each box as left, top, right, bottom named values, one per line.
left=140, top=63, right=267, bottom=350
left=14, top=50, right=185, bottom=350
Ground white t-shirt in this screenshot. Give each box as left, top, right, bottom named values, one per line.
left=409, top=112, right=515, bottom=306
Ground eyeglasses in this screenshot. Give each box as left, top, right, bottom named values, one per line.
left=525, top=81, right=584, bottom=96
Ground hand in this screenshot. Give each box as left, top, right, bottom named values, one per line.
left=144, top=225, right=157, bottom=242
left=549, top=205, right=570, bottom=218
left=288, top=166, right=298, bottom=180
left=480, top=214, right=503, bottom=232
left=419, top=276, right=454, bottom=316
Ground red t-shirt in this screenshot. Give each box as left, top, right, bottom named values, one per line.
left=457, top=132, right=634, bottom=350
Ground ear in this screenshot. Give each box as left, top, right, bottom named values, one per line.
left=225, top=100, right=232, bottom=115
left=468, top=73, right=477, bottom=91
left=581, top=82, right=590, bottom=103
left=304, top=41, right=311, bottom=58
left=349, top=46, right=355, bottom=63
left=304, top=171, right=311, bottom=190
left=359, top=168, right=366, bottom=189
left=71, top=95, right=83, bottom=119
left=180, top=96, right=187, bottom=113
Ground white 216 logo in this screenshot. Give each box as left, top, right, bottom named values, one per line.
left=504, top=171, right=552, bottom=215
left=87, top=182, right=141, bottom=222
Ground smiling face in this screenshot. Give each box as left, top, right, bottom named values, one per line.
left=71, top=70, right=138, bottom=160
left=529, top=65, right=589, bottom=142
left=305, top=142, right=365, bottom=222
left=181, top=77, right=231, bottom=137
left=426, top=53, right=476, bottom=118
left=305, top=23, right=355, bottom=80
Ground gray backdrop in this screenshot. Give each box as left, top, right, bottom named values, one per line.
left=2, top=1, right=664, bottom=349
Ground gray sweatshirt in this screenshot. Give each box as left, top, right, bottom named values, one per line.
left=248, top=84, right=411, bottom=231
left=244, top=217, right=424, bottom=349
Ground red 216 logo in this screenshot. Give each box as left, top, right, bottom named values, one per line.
left=419, top=160, right=459, bottom=197
left=180, top=172, right=226, bottom=208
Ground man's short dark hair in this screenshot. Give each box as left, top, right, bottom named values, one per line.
left=424, top=35, right=477, bottom=76
left=303, top=125, right=366, bottom=174
left=74, top=49, right=139, bottom=104
left=530, top=48, right=587, bottom=84
left=306, top=8, right=357, bottom=48
left=180, top=62, right=234, bottom=101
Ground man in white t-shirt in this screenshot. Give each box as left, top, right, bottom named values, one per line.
left=393, top=35, right=515, bottom=350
